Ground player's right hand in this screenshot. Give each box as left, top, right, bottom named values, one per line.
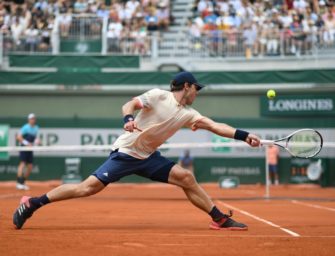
left=246, top=133, right=260, bottom=147
left=124, top=121, right=142, bottom=132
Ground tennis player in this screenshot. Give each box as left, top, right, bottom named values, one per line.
left=16, top=113, right=39, bottom=190
left=13, top=72, right=260, bottom=230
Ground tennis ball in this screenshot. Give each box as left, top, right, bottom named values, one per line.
left=267, top=89, right=276, bottom=99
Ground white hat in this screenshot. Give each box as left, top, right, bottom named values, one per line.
left=28, top=113, right=36, bottom=119
left=319, top=0, right=325, bottom=5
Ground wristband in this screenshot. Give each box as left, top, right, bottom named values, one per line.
left=234, top=129, right=249, bottom=141
left=123, top=114, right=134, bottom=124
left=22, top=139, right=29, bottom=146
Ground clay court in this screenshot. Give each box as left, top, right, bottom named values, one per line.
left=1, top=182, right=335, bottom=256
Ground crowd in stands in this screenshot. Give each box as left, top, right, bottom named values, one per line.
left=106, top=0, right=171, bottom=54
left=190, top=0, right=335, bottom=57
left=0, top=0, right=171, bottom=54
left=1, top=0, right=334, bottom=57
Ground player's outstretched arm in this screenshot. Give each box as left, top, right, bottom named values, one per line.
left=193, top=117, right=260, bottom=147
left=122, top=98, right=143, bottom=132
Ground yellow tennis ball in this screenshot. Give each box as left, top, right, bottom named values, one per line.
left=267, top=89, right=276, bottom=99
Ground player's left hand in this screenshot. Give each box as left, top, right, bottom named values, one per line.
left=246, top=133, right=260, bottom=147
left=124, top=120, right=142, bottom=132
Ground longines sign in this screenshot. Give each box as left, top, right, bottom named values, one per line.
left=261, top=95, right=335, bottom=116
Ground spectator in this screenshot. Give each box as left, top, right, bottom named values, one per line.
left=323, top=11, right=335, bottom=45
left=118, top=2, right=132, bottom=21
left=267, top=23, right=280, bottom=55
left=217, top=0, right=229, bottom=14
left=11, top=15, right=25, bottom=45
left=204, top=7, right=218, bottom=24
left=189, top=18, right=202, bottom=38
left=74, top=0, right=88, bottom=14
left=131, top=19, right=149, bottom=54
left=279, top=9, right=293, bottom=28
left=197, top=0, right=209, bottom=14
left=258, top=19, right=270, bottom=56
left=304, top=19, right=317, bottom=53
left=145, top=7, right=158, bottom=32
left=24, top=23, right=40, bottom=51
left=34, top=0, right=49, bottom=12
left=226, top=23, right=239, bottom=56
left=57, top=8, right=72, bottom=37
left=88, top=0, right=99, bottom=13
left=126, top=0, right=140, bottom=16
left=216, top=11, right=234, bottom=30
left=290, top=13, right=305, bottom=55
left=96, top=3, right=110, bottom=18
left=293, top=0, right=308, bottom=13
left=243, top=22, right=257, bottom=58
left=107, top=17, right=123, bottom=52
left=156, top=2, right=169, bottom=31
left=39, top=20, right=52, bottom=51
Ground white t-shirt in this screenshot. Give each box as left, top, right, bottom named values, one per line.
left=113, top=89, right=203, bottom=159
left=107, top=22, right=123, bottom=38
left=293, top=0, right=307, bottom=11
left=126, top=0, right=140, bottom=15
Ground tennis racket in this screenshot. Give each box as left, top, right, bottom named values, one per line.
left=260, top=129, right=323, bottom=158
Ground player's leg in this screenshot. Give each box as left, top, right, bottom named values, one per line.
left=13, top=150, right=136, bottom=229
left=168, top=164, right=247, bottom=230
left=13, top=150, right=114, bottom=230
left=274, top=173, right=279, bottom=185
left=46, top=175, right=105, bottom=202
left=13, top=175, right=106, bottom=229
left=24, top=163, right=33, bottom=180
left=168, top=164, right=213, bottom=213
left=16, top=161, right=26, bottom=189
left=19, top=152, right=34, bottom=190
left=20, top=163, right=33, bottom=190
left=273, top=164, right=279, bottom=185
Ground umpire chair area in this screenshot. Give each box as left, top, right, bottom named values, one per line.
left=62, top=158, right=83, bottom=184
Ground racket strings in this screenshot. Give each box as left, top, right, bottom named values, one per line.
left=287, top=130, right=322, bottom=158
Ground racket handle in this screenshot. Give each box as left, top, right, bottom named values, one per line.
left=260, top=140, right=275, bottom=146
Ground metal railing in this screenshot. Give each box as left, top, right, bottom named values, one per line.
left=0, top=32, right=3, bottom=66
left=105, top=36, right=153, bottom=56
left=1, top=24, right=335, bottom=59
left=2, top=34, right=53, bottom=54
left=184, top=29, right=335, bottom=58
left=57, top=14, right=105, bottom=41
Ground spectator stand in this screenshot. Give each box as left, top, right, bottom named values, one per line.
left=0, top=0, right=334, bottom=59
left=188, top=0, right=335, bottom=59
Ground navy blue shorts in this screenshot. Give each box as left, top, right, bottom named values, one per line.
left=269, top=164, right=278, bottom=173
left=19, top=151, right=33, bottom=164
left=92, top=150, right=176, bottom=186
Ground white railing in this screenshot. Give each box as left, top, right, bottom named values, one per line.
left=2, top=23, right=335, bottom=59
left=58, top=14, right=104, bottom=40
left=0, top=32, right=3, bottom=67
left=2, top=34, right=53, bottom=54
left=181, top=29, right=332, bottom=58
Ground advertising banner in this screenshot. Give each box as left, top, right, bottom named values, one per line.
left=261, top=95, right=335, bottom=117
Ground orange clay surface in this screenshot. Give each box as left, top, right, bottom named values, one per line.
left=1, top=181, right=335, bottom=256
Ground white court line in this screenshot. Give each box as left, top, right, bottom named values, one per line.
left=292, top=200, right=335, bottom=212
left=122, top=233, right=335, bottom=238
left=217, top=201, right=300, bottom=237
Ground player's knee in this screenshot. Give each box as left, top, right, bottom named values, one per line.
left=180, top=170, right=196, bottom=189
left=78, top=184, right=98, bottom=197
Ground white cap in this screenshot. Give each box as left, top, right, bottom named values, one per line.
left=28, top=113, right=36, bottom=120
